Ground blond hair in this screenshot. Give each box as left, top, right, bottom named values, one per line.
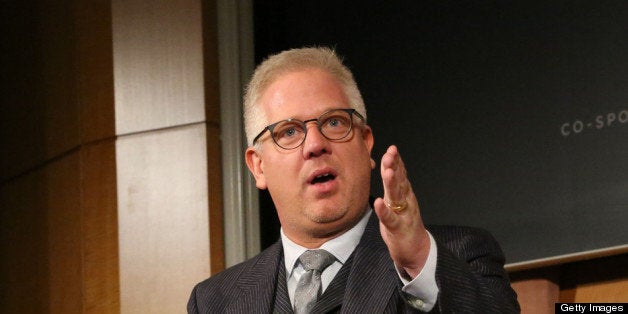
left=243, top=47, right=367, bottom=146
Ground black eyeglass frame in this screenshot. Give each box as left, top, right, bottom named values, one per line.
left=252, top=108, right=366, bottom=150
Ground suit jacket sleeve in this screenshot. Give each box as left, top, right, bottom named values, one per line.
left=428, top=226, right=520, bottom=313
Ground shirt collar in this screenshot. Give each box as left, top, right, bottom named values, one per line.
left=281, top=208, right=372, bottom=276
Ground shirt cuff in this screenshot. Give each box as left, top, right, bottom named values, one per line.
left=395, top=231, right=438, bottom=312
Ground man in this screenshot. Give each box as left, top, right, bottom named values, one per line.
left=188, top=47, right=519, bottom=313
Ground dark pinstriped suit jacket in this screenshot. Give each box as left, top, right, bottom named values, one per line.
left=188, top=214, right=520, bottom=313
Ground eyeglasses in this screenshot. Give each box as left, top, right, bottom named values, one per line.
left=252, top=108, right=366, bottom=150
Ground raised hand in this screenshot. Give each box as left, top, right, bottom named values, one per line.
left=373, top=145, right=431, bottom=279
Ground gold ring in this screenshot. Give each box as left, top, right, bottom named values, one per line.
left=384, top=199, right=407, bottom=213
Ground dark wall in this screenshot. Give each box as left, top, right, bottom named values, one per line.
left=253, top=1, right=628, bottom=264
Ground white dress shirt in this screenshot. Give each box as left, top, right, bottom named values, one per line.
left=281, top=208, right=438, bottom=312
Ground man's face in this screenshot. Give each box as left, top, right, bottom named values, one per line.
left=245, top=68, right=375, bottom=246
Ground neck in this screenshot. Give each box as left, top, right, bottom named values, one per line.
left=282, top=208, right=370, bottom=249
left=283, top=227, right=350, bottom=249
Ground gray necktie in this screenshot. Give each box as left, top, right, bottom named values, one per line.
left=293, top=249, right=336, bottom=314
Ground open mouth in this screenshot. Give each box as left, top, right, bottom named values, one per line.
left=311, top=173, right=336, bottom=184
left=308, top=168, right=338, bottom=185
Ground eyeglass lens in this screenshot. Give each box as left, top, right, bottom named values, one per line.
left=271, top=109, right=354, bottom=149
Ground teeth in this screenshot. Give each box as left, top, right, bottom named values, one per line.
left=311, top=173, right=334, bottom=184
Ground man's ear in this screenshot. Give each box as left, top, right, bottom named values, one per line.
left=362, top=126, right=376, bottom=170
left=245, top=147, right=267, bottom=189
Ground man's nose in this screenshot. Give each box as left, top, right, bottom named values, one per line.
left=302, top=123, right=330, bottom=158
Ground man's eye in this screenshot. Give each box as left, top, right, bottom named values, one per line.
left=325, top=116, right=349, bottom=128
left=327, top=118, right=340, bottom=127
left=283, top=127, right=297, bottom=137
left=275, top=123, right=303, bottom=139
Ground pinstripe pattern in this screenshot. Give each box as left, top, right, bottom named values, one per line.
left=188, top=240, right=283, bottom=313
left=429, top=225, right=520, bottom=313
left=310, top=252, right=352, bottom=313
left=339, top=216, right=402, bottom=314
left=188, top=215, right=520, bottom=313
left=273, top=258, right=293, bottom=313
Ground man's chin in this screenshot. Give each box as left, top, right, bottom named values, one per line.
left=305, top=207, right=365, bottom=236
left=306, top=208, right=346, bottom=224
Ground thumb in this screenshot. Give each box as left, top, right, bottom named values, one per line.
left=373, top=197, right=398, bottom=230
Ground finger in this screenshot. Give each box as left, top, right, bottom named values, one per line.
left=381, top=145, right=410, bottom=208
left=373, top=196, right=401, bottom=230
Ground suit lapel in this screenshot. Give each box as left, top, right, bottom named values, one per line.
left=225, top=241, right=284, bottom=313
left=311, top=253, right=353, bottom=313
left=341, top=214, right=399, bottom=313
left=273, top=257, right=293, bottom=313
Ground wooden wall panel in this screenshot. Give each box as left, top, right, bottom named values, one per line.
left=46, top=152, right=83, bottom=313
left=0, top=152, right=84, bottom=313
left=75, top=0, right=121, bottom=312
left=1, top=0, right=79, bottom=181
left=3, top=1, right=80, bottom=312
left=206, top=126, right=224, bottom=274
left=4, top=0, right=219, bottom=312
left=112, top=0, right=205, bottom=135
left=201, top=0, right=221, bottom=126
left=566, top=279, right=628, bottom=302
left=112, top=1, right=212, bottom=311
left=76, top=0, right=116, bottom=144
left=513, top=279, right=558, bottom=314
left=202, top=0, right=224, bottom=274
left=511, top=253, right=628, bottom=312
left=559, top=253, right=628, bottom=302
left=2, top=1, right=120, bottom=312
left=116, top=124, right=210, bottom=313
left=511, top=268, right=559, bottom=314
left=0, top=168, right=50, bottom=312
left=1, top=145, right=119, bottom=313
left=81, top=140, right=120, bottom=312
left=38, top=0, right=80, bottom=158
